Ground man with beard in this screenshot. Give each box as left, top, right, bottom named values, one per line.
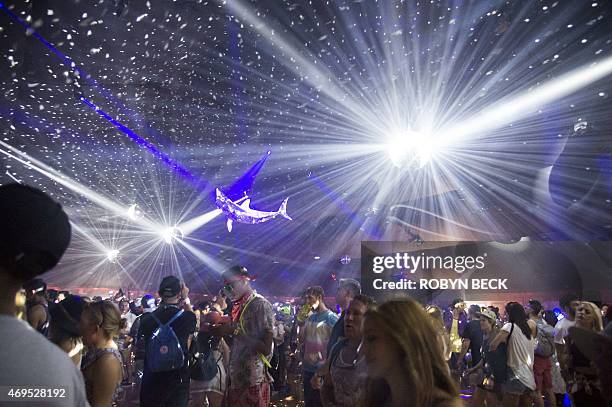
left=211, top=265, right=274, bottom=406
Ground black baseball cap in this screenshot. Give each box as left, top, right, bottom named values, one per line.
left=159, top=276, right=181, bottom=298
left=0, top=184, right=71, bottom=279
left=23, top=278, right=47, bottom=294
left=222, top=265, right=249, bottom=282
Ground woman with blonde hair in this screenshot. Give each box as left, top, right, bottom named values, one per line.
left=361, top=299, right=462, bottom=407
left=80, top=300, right=125, bottom=406
left=566, top=301, right=606, bottom=406
left=426, top=305, right=452, bottom=362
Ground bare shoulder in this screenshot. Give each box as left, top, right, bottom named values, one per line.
left=91, top=352, right=123, bottom=381
left=29, top=304, right=46, bottom=318
left=87, top=352, right=121, bottom=376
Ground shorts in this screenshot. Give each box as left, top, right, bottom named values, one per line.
left=226, top=383, right=270, bottom=407
left=190, top=361, right=226, bottom=395
left=533, top=355, right=552, bottom=391
left=503, top=368, right=536, bottom=396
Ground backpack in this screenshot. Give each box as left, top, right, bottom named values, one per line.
left=483, top=323, right=513, bottom=385
left=534, top=321, right=555, bottom=357
left=146, top=309, right=185, bottom=372
left=189, top=333, right=221, bottom=382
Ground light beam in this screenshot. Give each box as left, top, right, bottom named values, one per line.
left=442, top=55, right=612, bottom=144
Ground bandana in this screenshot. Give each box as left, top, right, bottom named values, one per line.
left=230, top=291, right=254, bottom=323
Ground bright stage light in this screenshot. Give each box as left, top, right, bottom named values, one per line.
left=106, top=249, right=120, bottom=263
left=161, top=226, right=185, bottom=244
left=385, top=129, right=437, bottom=168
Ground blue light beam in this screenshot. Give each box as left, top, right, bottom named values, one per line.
left=79, top=96, right=198, bottom=183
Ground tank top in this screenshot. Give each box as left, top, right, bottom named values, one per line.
left=81, top=347, right=124, bottom=402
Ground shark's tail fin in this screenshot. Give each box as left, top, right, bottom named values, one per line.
left=278, top=197, right=292, bottom=220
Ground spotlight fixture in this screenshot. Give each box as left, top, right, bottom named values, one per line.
left=106, top=249, right=120, bottom=263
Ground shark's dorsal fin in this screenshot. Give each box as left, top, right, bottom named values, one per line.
left=239, top=199, right=251, bottom=209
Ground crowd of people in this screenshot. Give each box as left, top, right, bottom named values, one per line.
left=1, top=183, right=612, bottom=407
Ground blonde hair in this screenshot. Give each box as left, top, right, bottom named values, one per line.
left=579, top=301, right=603, bottom=332
left=426, top=305, right=445, bottom=331
left=362, top=299, right=459, bottom=407
left=15, top=290, right=27, bottom=321
left=84, top=300, right=125, bottom=339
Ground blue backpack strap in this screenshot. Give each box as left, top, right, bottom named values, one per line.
left=165, top=309, right=184, bottom=326
left=150, top=312, right=162, bottom=327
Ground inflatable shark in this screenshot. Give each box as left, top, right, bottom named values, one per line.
left=215, top=188, right=292, bottom=232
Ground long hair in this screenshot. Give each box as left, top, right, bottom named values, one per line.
left=505, top=302, right=532, bottom=339
left=426, top=305, right=445, bottom=331
left=579, top=301, right=603, bottom=332
left=362, top=299, right=459, bottom=407
left=426, top=305, right=451, bottom=360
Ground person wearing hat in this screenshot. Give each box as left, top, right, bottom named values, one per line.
left=465, top=308, right=505, bottom=406
left=48, top=294, right=86, bottom=366
left=211, top=265, right=275, bottom=407
left=129, top=293, right=158, bottom=383
left=137, top=276, right=196, bottom=407
left=0, top=183, right=89, bottom=406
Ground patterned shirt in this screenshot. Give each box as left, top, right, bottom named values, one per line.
left=228, top=293, right=275, bottom=389
left=326, top=340, right=367, bottom=407
left=302, top=309, right=339, bottom=372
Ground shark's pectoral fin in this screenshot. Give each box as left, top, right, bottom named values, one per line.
left=239, top=199, right=251, bottom=210
left=226, top=218, right=234, bottom=232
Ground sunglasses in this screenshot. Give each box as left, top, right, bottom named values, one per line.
left=223, top=279, right=244, bottom=293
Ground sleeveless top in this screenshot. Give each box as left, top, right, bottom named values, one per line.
left=27, top=301, right=49, bottom=336
left=81, top=347, right=124, bottom=402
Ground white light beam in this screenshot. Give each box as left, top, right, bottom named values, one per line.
left=0, top=140, right=159, bottom=231
left=443, top=55, right=612, bottom=143
left=178, top=209, right=222, bottom=236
